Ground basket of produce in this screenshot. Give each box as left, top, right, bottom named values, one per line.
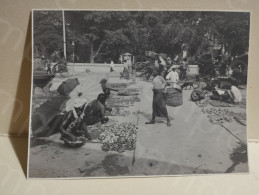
left=165, top=87, right=183, bottom=107
left=61, top=136, right=86, bottom=148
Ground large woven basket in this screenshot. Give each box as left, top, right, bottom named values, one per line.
left=166, top=87, right=183, bottom=107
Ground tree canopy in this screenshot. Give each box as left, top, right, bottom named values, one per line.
left=33, top=11, right=250, bottom=63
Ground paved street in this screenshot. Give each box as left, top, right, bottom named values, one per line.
left=29, top=72, right=248, bottom=177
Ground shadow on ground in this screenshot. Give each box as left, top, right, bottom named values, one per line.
left=139, top=112, right=174, bottom=121
left=225, top=142, right=248, bottom=173
left=8, top=13, right=31, bottom=176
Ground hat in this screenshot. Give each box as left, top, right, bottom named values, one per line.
left=99, top=78, right=107, bottom=85
left=73, top=98, right=88, bottom=108
left=171, top=65, right=178, bottom=69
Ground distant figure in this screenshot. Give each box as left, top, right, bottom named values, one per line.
left=166, top=67, right=179, bottom=83
left=159, top=55, right=167, bottom=72
left=154, top=56, right=160, bottom=70
left=180, top=58, right=189, bottom=80
left=46, top=60, right=52, bottom=74
left=121, top=60, right=130, bottom=79
left=110, top=59, right=114, bottom=72
left=166, top=57, right=172, bottom=65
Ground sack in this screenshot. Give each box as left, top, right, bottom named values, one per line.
left=191, top=90, right=205, bottom=102
left=191, top=91, right=200, bottom=102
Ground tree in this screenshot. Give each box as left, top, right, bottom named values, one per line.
left=33, top=11, right=63, bottom=58
left=34, top=11, right=250, bottom=63
left=66, top=11, right=131, bottom=63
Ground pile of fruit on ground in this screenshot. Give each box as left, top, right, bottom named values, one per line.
left=106, top=96, right=140, bottom=107
left=195, top=99, right=209, bottom=107
left=105, top=107, right=131, bottom=116
left=108, top=83, right=130, bottom=89
left=117, top=88, right=141, bottom=96
left=230, top=112, right=246, bottom=126
left=195, top=99, right=235, bottom=108
left=99, top=121, right=138, bottom=153
left=209, top=100, right=235, bottom=107
left=202, top=108, right=233, bottom=125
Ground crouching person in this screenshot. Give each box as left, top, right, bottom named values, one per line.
left=191, top=78, right=208, bottom=102
left=60, top=98, right=91, bottom=146
left=83, top=93, right=109, bottom=125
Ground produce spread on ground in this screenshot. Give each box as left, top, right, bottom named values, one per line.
left=194, top=97, right=247, bottom=126
left=88, top=83, right=140, bottom=153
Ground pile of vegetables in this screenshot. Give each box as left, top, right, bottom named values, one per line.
left=99, top=122, right=138, bottom=153
left=105, top=107, right=131, bottom=116
left=202, top=108, right=233, bottom=125
left=209, top=100, right=235, bottom=107
left=195, top=99, right=209, bottom=107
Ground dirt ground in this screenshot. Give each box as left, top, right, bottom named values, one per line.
left=29, top=71, right=248, bottom=178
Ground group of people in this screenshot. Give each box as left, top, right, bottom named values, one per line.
left=32, top=78, right=113, bottom=146
left=190, top=76, right=243, bottom=104
left=145, top=56, right=243, bottom=128
left=154, top=55, right=189, bottom=82
left=144, top=56, right=189, bottom=127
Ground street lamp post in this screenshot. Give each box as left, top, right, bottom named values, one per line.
left=72, top=41, right=75, bottom=75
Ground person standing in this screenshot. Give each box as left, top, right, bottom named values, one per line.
left=110, top=59, right=114, bottom=72
left=146, top=70, right=171, bottom=127
left=154, top=55, right=160, bottom=70
left=180, top=58, right=189, bottom=80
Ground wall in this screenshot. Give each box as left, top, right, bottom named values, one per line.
left=52, top=63, right=125, bottom=74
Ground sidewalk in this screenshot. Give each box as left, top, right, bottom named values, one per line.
left=133, top=79, right=248, bottom=175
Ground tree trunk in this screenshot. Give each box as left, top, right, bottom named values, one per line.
left=89, top=41, right=104, bottom=63
left=89, top=42, right=95, bottom=63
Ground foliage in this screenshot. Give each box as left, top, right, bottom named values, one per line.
left=33, top=11, right=250, bottom=63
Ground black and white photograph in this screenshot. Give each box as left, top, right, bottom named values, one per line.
left=28, top=10, right=249, bottom=178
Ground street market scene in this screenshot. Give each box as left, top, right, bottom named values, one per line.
left=28, top=10, right=249, bottom=178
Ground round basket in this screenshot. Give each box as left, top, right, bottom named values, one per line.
left=63, top=138, right=86, bottom=148
left=166, top=87, right=183, bottom=107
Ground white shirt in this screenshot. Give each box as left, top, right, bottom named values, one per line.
left=228, top=86, right=242, bottom=103
left=166, top=71, right=179, bottom=83
left=110, top=60, right=114, bottom=68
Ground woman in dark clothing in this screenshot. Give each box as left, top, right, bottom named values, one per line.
left=146, top=70, right=171, bottom=127
left=83, top=93, right=109, bottom=125
left=59, top=98, right=91, bottom=144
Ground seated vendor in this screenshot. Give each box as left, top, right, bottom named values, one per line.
left=226, top=84, right=242, bottom=104
left=59, top=98, right=91, bottom=143
left=210, top=83, right=242, bottom=104
left=100, top=78, right=111, bottom=97
left=191, top=77, right=208, bottom=102
left=83, top=93, right=109, bottom=125
left=99, top=78, right=118, bottom=97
